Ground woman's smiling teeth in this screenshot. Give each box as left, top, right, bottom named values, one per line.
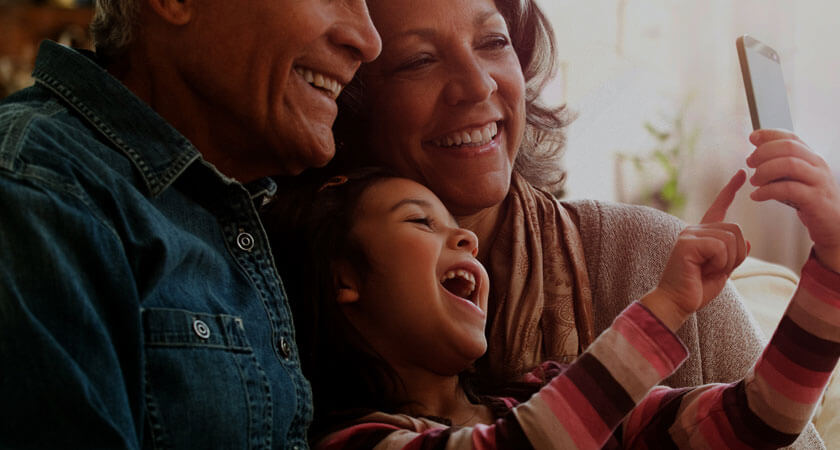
left=295, top=67, right=344, bottom=99
left=431, top=122, right=498, bottom=148
left=440, top=269, right=477, bottom=300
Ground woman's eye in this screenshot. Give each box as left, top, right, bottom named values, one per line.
left=395, top=54, right=435, bottom=72
left=480, top=35, right=510, bottom=51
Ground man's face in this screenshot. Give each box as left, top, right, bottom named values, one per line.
left=177, top=0, right=381, bottom=177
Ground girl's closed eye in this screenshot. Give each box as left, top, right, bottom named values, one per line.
left=407, top=216, right=435, bottom=229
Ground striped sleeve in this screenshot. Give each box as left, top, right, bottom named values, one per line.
left=512, top=302, right=688, bottom=449
left=316, top=302, right=689, bottom=449
left=622, top=252, right=840, bottom=448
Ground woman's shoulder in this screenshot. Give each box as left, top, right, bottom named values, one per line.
left=559, top=200, right=685, bottom=290
left=561, top=199, right=685, bottom=243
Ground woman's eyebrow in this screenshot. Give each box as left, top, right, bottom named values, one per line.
left=475, top=9, right=502, bottom=26
left=384, top=9, right=502, bottom=43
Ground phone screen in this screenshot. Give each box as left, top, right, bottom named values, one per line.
left=737, top=35, right=794, bottom=131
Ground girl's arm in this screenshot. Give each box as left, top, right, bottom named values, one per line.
left=316, top=299, right=690, bottom=449
left=317, top=257, right=840, bottom=450
left=623, top=253, right=840, bottom=448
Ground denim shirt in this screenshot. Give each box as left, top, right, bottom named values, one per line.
left=0, top=41, right=312, bottom=449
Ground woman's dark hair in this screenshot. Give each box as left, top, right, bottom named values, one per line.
left=332, top=0, right=573, bottom=194
left=263, top=167, right=408, bottom=434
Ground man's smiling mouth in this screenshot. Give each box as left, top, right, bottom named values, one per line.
left=294, top=67, right=344, bottom=99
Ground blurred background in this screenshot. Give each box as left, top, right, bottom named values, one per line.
left=1, top=0, right=837, bottom=270
left=540, top=0, right=840, bottom=271
left=0, top=0, right=92, bottom=97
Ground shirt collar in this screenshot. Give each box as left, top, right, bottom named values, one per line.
left=245, top=176, right=278, bottom=208
left=31, top=40, right=202, bottom=197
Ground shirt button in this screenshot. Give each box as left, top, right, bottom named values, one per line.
left=261, top=194, right=274, bottom=207
left=279, top=336, right=291, bottom=359
left=236, top=231, right=255, bottom=252
left=192, top=319, right=211, bottom=339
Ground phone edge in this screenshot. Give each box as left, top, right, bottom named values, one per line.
left=736, top=35, right=761, bottom=130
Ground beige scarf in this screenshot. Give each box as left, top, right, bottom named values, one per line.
left=479, top=173, right=595, bottom=381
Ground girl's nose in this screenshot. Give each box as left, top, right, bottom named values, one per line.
left=450, top=227, right=479, bottom=257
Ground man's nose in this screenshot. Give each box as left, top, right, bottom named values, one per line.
left=331, top=0, right=382, bottom=63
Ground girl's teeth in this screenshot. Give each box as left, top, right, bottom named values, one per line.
left=439, top=269, right=477, bottom=298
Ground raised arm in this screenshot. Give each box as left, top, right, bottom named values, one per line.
left=316, top=301, right=689, bottom=449
left=623, top=253, right=840, bottom=448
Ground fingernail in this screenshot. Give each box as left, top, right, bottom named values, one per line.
left=746, top=241, right=751, bottom=254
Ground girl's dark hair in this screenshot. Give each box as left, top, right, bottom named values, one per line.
left=263, top=167, right=406, bottom=434
left=332, top=0, right=573, bottom=194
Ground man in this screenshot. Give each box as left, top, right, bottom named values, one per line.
left=0, top=0, right=380, bottom=447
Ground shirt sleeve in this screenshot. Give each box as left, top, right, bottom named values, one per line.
left=0, top=174, right=142, bottom=449
left=316, top=302, right=689, bottom=449
left=622, top=252, right=840, bottom=448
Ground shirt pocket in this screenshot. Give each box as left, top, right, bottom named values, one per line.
left=141, top=308, right=272, bottom=450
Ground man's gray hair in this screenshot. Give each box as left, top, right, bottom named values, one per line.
left=90, top=0, right=140, bottom=60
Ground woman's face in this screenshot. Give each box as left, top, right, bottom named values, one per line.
left=360, top=0, right=526, bottom=216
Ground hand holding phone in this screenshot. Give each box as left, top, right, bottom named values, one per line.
left=736, top=35, right=794, bottom=131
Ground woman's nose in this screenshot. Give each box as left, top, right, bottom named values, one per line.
left=450, top=227, right=479, bottom=257
left=329, top=0, right=382, bottom=63
left=443, top=55, right=498, bottom=106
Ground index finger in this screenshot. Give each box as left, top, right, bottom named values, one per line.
left=701, top=170, right=747, bottom=224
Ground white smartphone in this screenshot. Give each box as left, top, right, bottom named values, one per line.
left=736, top=35, right=794, bottom=131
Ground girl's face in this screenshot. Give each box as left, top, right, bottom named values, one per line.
left=359, top=0, right=527, bottom=216
left=339, top=178, right=490, bottom=376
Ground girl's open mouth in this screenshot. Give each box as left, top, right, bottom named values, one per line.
left=440, top=268, right=478, bottom=304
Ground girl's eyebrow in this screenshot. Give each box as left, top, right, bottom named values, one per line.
left=390, top=198, right=458, bottom=224
left=389, top=198, right=432, bottom=212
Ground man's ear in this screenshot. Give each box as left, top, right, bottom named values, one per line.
left=333, top=260, right=361, bottom=305
left=147, top=0, right=193, bottom=26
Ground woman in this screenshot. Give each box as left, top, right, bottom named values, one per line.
left=329, top=0, right=824, bottom=445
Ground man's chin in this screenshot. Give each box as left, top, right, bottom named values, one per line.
left=280, top=142, right=335, bottom=175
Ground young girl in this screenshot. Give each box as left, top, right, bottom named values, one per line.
left=265, top=132, right=840, bottom=448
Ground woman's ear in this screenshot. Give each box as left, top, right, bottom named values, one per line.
left=147, top=0, right=193, bottom=26
left=333, top=260, right=361, bottom=304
